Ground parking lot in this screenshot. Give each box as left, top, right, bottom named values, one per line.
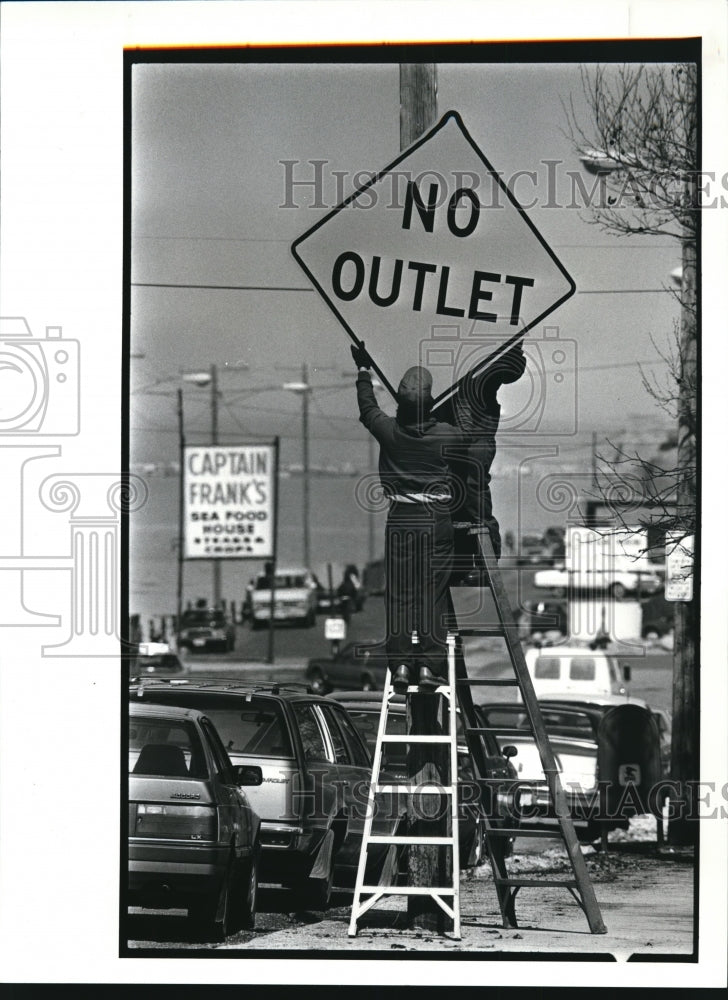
left=127, top=579, right=686, bottom=954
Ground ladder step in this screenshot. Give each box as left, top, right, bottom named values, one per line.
left=375, top=783, right=454, bottom=795
left=359, top=886, right=456, bottom=896
left=456, top=626, right=519, bottom=636
left=367, top=835, right=456, bottom=845
left=494, top=878, right=579, bottom=889
left=382, top=734, right=452, bottom=744
left=396, top=685, right=452, bottom=694
left=455, top=627, right=505, bottom=636
left=457, top=678, right=520, bottom=687
left=475, top=777, right=549, bottom=786
left=482, top=827, right=564, bottom=838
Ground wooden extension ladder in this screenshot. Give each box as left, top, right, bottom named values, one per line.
left=348, top=633, right=462, bottom=938
left=450, top=525, right=607, bottom=933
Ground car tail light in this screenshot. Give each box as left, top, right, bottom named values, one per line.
left=134, top=803, right=217, bottom=841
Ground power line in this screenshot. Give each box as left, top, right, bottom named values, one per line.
left=132, top=281, right=313, bottom=292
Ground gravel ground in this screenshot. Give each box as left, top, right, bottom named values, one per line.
left=192, top=818, right=694, bottom=959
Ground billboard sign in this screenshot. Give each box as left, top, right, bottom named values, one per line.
left=183, top=443, right=276, bottom=559
left=292, top=110, right=575, bottom=405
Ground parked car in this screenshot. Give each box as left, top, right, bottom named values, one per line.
left=533, top=565, right=663, bottom=599
left=517, top=533, right=552, bottom=566
left=130, top=681, right=404, bottom=908
left=539, top=694, right=672, bottom=778
left=306, top=639, right=389, bottom=694
left=478, top=695, right=669, bottom=840
left=179, top=607, right=236, bottom=653
left=128, top=701, right=261, bottom=940
left=328, top=690, right=521, bottom=866
left=129, top=642, right=186, bottom=681
left=249, top=567, right=318, bottom=629
left=516, top=600, right=567, bottom=641
left=522, top=645, right=629, bottom=701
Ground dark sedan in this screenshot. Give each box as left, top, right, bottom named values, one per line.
left=306, top=639, right=389, bottom=694
left=327, top=690, right=520, bottom=867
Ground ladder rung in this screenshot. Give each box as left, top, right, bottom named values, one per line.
left=359, top=885, right=455, bottom=896
left=367, top=835, right=455, bottom=845
left=457, top=678, right=520, bottom=687
left=382, top=734, right=452, bottom=744
left=475, top=777, right=549, bottom=786
left=494, top=878, right=578, bottom=888
left=404, top=684, right=452, bottom=693
left=455, top=627, right=506, bottom=636
left=482, top=827, right=564, bottom=838
left=375, top=783, right=454, bottom=794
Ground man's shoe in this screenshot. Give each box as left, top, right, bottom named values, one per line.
left=392, top=664, right=411, bottom=694
left=418, top=666, right=446, bottom=691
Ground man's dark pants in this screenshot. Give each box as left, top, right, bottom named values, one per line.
left=384, top=500, right=453, bottom=679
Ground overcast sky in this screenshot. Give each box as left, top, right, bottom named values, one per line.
left=129, top=53, right=685, bottom=603
left=131, top=57, right=680, bottom=454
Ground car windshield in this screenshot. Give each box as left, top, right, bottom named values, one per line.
left=255, top=574, right=306, bottom=590
left=148, top=694, right=294, bottom=758
left=182, top=611, right=225, bottom=626
left=129, top=717, right=208, bottom=778
left=346, top=708, right=408, bottom=770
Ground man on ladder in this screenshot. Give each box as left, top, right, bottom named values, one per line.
left=352, top=341, right=475, bottom=691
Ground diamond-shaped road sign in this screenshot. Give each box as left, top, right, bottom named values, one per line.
left=292, top=110, right=576, bottom=407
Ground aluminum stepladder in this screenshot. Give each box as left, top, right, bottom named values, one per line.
left=449, top=524, right=607, bottom=934
left=348, top=633, right=461, bottom=938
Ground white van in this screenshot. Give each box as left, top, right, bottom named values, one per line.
left=521, top=646, right=628, bottom=701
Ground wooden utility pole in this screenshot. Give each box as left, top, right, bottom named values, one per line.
left=400, top=63, right=448, bottom=931
left=670, top=212, right=698, bottom=846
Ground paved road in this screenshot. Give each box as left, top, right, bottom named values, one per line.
left=179, top=588, right=674, bottom=711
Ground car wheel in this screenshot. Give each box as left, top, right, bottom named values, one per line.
left=251, top=619, right=263, bottom=631
left=234, top=844, right=259, bottom=931
left=610, top=581, right=628, bottom=600
left=189, top=862, right=232, bottom=942
left=304, top=609, right=316, bottom=628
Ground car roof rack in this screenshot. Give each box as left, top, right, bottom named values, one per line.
left=131, top=677, right=315, bottom=696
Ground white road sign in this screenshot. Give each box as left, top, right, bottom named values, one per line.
left=183, top=443, right=276, bottom=559
left=665, top=532, right=694, bottom=601
left=292, top=110, right=576, bottom=405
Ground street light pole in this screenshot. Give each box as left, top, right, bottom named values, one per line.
left=368, top=433, right=376, bottom=565
left=210, top=363, right=222, bottom=608
left=302, top=362, right=311, bottom=569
